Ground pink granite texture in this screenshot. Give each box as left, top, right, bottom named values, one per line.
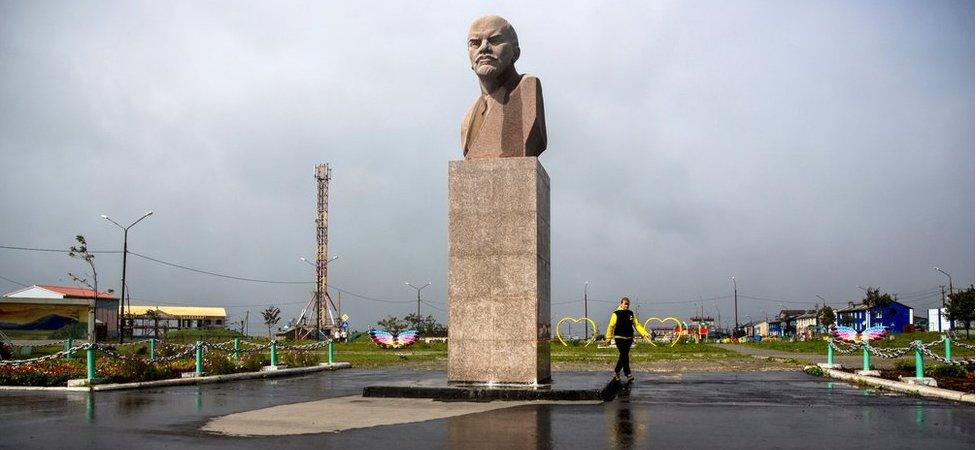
left=448, top=157, right=551, bottom=384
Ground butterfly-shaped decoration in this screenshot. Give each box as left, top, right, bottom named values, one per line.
left=368, top=329, right=420, bottom=349
left=830, top=325, right=887, bottom=342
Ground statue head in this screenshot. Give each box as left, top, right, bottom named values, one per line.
left=467, top=15, right=520, bottom=79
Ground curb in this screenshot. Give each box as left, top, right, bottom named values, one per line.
left=810, top=366, right=974, bottom=404
left=0, top=362, right=352, bottom=393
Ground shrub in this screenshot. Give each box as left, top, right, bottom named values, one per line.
left=166, top=359, right=195, bottom=373
left=892, top=359, right=915, bottom=372
left=202, top=353, right=237, bottom=375
left=279, top=351, right=320, bottom=368
left=803, top=366, right=824, bottom=377
left=238, top=352, right=271, bottom=372
left=924, top=364, right=969, bottom=379
left=0, top=361, right=85, bottom=386
left=97, top=356, right=160, bottom=383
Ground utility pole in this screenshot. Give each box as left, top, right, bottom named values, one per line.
left=584, top=281, right=590, bottom=339
left=939, top=285, right=946, bottom=332
left=730, top=275, right=739, bottom=335
left=934, top=267, right=953, bottom=295
left=244, top=310, right=249, bottom=336
left=815, top=295, right=827, bottom=335
left=404, top=282, right=431, bottom=319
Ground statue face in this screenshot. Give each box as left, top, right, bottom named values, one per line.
left=467, top=16, right=519, bottom=78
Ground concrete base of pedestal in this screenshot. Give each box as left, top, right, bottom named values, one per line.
left=899, top=376, right=938, bottom=387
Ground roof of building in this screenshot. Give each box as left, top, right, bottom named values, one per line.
left=794, top=311, right=818, bottom=319
left=3, top=284, right=117, bottom=300
left=835, top=300, right=911, bottom=313
left=128, top=305, right=227, bottom=318
left=836, top=303, right=870, bottom=313
left=778, top=309, right=809, bottom=318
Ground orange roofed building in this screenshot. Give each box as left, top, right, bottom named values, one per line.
left=1, top=284, right=120, bottom=341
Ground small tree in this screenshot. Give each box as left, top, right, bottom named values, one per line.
left=946, top=286, right=974, bottom=336
left=860, top=287, right=895, bottom=309
left=376, top=315, right=407, bottom=334
left=817, top=305, right=836, bottom=331
left=68, top=235, right=99, bottom=342
left=404, top=313, right=448, bottom=337
left=262, top=306, right=281, bottom=337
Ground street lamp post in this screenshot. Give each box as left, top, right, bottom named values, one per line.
left=301, top=256, right=338, bottom=340
left=934, top=267, right=953, bottom=295
left=102, top=211, right=153, bottom=343
left=583, top=281, right=590, bottom=340
left=404, top=282, right=431, bottom=319
left=934, top=267, right=953, bottom=332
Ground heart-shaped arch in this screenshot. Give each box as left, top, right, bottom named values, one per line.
left=555, top=317, right=599, bottom=347
left=642, top=317, right=685, bottom=347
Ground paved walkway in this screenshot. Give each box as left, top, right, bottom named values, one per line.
left=714, top=343, right=900, bottom=369
left=1, top=369, right=971, bottom=448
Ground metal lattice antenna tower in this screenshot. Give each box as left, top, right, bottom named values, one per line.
left=315, top=164, right=334, bottom=335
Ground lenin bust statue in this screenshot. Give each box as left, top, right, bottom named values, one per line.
left=461, top=15, right=547, bottom=160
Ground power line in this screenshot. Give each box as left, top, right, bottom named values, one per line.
left=127, top=251, right=417, bottom=304
left=0, top=274, right=28, bottom=287
left=738, top=294, right=848, bottom=306
left=128, top=251, right=312, bottom=284
left=421, top=300, right=446, bottom=312
left=0, top=245, right=122, bottom=254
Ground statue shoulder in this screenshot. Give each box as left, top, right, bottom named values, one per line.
left=519, top=74, right=542, bottom=91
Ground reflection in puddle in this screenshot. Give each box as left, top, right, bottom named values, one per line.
left=606, top=385, right=649, bottom=449
left=447, top=404, right=553, bottom=449
left=86, top=393, right=94, bottom=423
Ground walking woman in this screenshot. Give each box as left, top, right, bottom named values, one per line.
left=604, top=297, right=651, bottom=383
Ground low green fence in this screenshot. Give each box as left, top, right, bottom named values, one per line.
left=824, top=334, right=974, bottom=380
left=0, top=338, right=336, bottom=383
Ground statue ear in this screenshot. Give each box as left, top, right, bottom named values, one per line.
left=513, top=46, right=521, bottom=63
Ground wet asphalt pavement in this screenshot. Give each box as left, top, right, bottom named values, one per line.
left=0, top=369, right=972, bottom=449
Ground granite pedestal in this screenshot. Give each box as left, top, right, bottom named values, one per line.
left=447, top=157, right=551, bottom=385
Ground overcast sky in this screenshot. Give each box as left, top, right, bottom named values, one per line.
left=1, top=1, right=972, bottom=333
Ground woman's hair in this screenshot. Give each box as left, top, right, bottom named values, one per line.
left=620, top=297, right=630, bottom=304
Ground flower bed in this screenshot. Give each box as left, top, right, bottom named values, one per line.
left=0, top=350, right=322, bottom=387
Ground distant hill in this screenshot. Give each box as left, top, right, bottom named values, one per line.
left=0, top=315, right=78, bottom=330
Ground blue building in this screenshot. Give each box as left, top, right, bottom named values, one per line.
left=835, top=300, right=914, bottom=333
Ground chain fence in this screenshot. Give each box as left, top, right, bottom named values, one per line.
left=826, top=335, right=975, bottom=367
left=1, top=338, right=333, bottom=368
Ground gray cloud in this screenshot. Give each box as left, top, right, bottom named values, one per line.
left=1, top=1, right=972, bottom=332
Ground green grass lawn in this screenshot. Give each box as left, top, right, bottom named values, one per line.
left=551, top=341, right=743, bottom=364
left=742, top=331, right=976, bottom=355
left=278, top=339, right=744, bottom=367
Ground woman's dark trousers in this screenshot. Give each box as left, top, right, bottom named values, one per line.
left=614, top=338, right=632, bottom=375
